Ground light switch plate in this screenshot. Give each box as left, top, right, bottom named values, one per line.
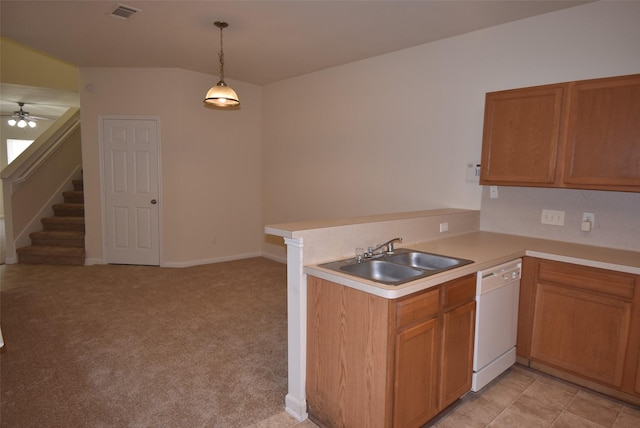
left=466, top=163, right=481, bottom=182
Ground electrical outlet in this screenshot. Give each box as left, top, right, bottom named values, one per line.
left=490, top=186, right=499, bottom=199
left=439, top=222, right=449, bottom=232
left=582, top=212, right=595, bottom=224
left=541, top=209, right=565, bottom=226
left=581, top=212, right=595, bottom=232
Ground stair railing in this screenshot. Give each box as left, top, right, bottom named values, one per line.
left=1, top=107, right=82, bottom=264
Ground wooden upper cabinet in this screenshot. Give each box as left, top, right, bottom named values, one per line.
left=563, top=75, right=640, bottom=191
left=480, top=74, right=640, bottom=192
left=480, top=84, right=567, bottom=186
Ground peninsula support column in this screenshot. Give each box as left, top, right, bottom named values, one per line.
left=283, top=237, right=308, bottom=420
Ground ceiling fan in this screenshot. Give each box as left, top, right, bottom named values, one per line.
left=2, top=102, right=53, bottom=128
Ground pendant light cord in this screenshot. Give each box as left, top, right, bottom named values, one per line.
left=218, top=24, right=225, bottom=82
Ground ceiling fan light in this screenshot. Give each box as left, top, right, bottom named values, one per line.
left=17, top=119, right=27, bottom=128
left=28, top=121, right=37, bottom=128
left=204, top=81, right=240, bottom=107
left=8, top=119, right=17, bottom=126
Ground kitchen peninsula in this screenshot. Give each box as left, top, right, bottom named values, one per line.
left=265, top=209, right=640, bottom=425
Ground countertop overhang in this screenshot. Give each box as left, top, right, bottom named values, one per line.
left=305, top=231, right=640, bottom=299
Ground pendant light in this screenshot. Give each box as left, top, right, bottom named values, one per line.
left=204, top=21, right=240, bottom=108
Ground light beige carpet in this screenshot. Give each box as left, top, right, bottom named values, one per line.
left=0, top=257, right=288, bottom=427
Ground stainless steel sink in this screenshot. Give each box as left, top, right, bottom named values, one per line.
left=340, top=260, right=424, bottom=284
left=318, top=248, right=473, bottom=286
left=385, top=251, right=467, bottom=270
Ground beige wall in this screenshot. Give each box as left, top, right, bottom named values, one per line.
left=481, top=187, right=640, bottom=252
left=0, top=37, right=78, bottom=92
left=261, top=1, right=640, bottom=259
left=79, top=68, right=262, bottom=266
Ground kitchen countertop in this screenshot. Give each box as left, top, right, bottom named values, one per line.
left=305, top=231, right=640, bottom=299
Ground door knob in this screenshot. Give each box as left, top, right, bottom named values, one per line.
left=150, top=199, right=157, bottom=204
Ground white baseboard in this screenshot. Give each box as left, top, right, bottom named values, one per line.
left=285, top=394, right=308, bottom=422
left=161, top=251, right=263, bottom=268
left=261, top=252, right=287, bottom=264
left=89, top=252, right=286, bottom=268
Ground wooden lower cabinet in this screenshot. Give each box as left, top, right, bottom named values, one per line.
left=515, top=257, right=537, bottom=361
left=393, top=317, right=439, bottom=427
left=307, top=274, right=476, bottom=428
left=306, top=276, right=391, bottom=428
left=520, top=257, right=640, bottom=405
left=439, top=300, right=476, bottom=409
left=531, top=282, right=631, bottom=387
left=636, top=356, right=640, bottom=396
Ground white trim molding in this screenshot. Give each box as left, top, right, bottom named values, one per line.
left=283, top=236, right=308, bottom=421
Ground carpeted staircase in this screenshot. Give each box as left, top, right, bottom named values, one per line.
left=16, top=179, right=85, bottom=265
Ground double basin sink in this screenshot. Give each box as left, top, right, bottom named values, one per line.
left=319, top=248, right=473, bottom=286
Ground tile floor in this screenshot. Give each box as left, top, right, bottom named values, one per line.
left=432, top=365, right=640, bottom=428
left=252, top=364, right=640, bottom=428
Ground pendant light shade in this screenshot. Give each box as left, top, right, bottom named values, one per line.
left=204, top=21, right=240, bottom=108
left=205, top=82, right=239, bottom=107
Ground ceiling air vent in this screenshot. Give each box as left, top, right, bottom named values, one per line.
left=110, top=4, right=140, bottom=20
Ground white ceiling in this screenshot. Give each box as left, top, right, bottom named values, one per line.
left=0, top=83, right=80, bottom=120
left=1, top=0, right=590, bottom=117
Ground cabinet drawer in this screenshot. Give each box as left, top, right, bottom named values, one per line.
left=443, top=274, right=476, bottom=311
left=538, top=260, right=635, bottom=299
left=396, top=288, right=440, bottom=330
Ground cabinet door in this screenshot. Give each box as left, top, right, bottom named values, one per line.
left=439, top=300, right=476, bottom=409
left=516, top=257, right=537, bottom=361
left=394, top=317, right=439, bottom=428
left=480, top=84, right=566, bottom=186
left=531, top=283, right=632, bottom=387
left=563, top=74, right=640, bottom=191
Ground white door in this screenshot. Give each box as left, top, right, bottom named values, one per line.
left=102, top=118, right=160, bottom=265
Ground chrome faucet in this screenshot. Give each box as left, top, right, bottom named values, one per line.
left=364, top=237, right=403, bottom=259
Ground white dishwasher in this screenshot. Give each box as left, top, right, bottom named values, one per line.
left=472, top=259, right=521, bottom=392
